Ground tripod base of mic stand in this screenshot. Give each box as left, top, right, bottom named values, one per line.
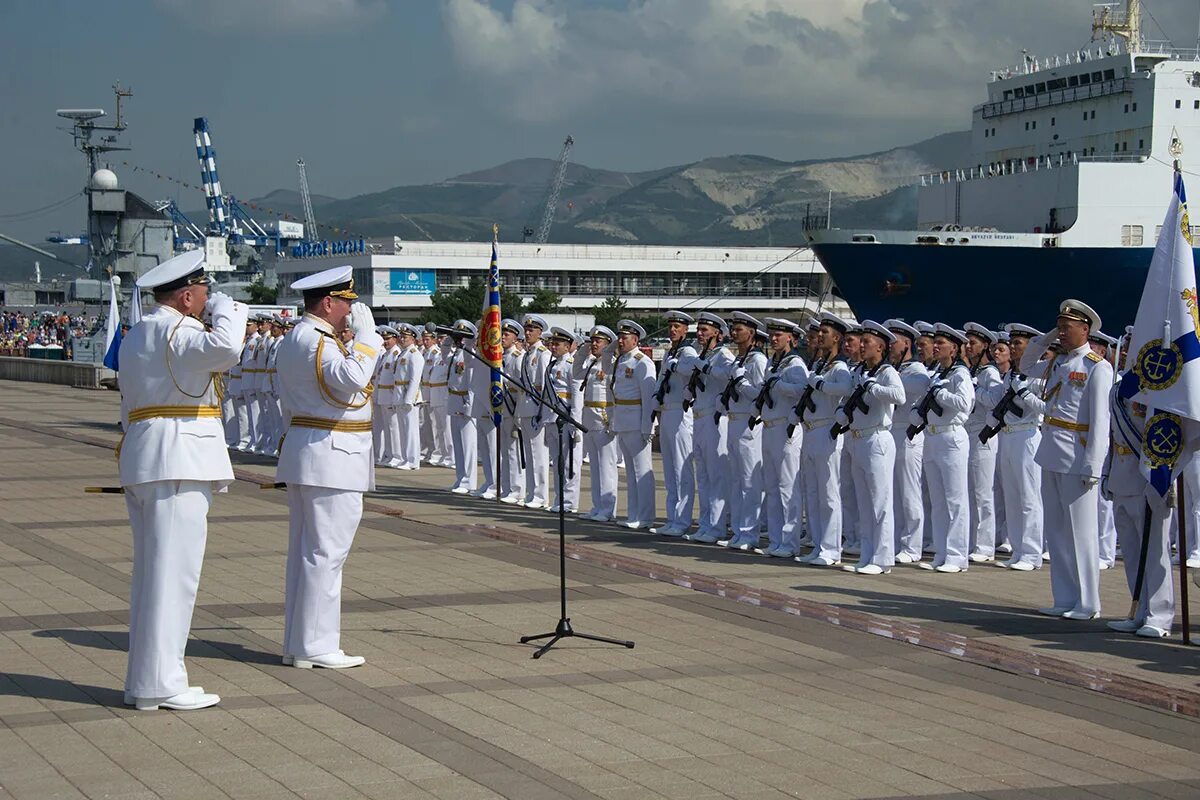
left=519, top=617, right=635, bottom=660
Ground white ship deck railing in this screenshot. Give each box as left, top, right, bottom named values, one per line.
left=918, top=152, right=1089, bottom=186
left=977, top=78, right=1132, bottom=119
left=275, top=242, right=807, bottom=264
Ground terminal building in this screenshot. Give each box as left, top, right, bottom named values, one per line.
left=269, top=238, right=848, bottom=324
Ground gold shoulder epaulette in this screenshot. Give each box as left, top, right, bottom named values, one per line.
left=1085, top=351, right=1103, bottom=363
left=633, top=351, right=644, bottom=360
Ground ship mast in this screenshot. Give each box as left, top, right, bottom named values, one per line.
left=1092, top=0, right=1143, bottom=53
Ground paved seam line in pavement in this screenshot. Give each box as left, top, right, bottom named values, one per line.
left=5, top=414, right=1200, bottom=719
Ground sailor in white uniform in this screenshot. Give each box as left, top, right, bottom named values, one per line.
left=426, top=331, right=453, bottom=467
left=1088, top=329, right=1119, bottom=568
left=276, top=265, right=382, bottom=669
left=419, top=326, right=437, bottom=463
left=518, top=315, right=552, bottom=509
left=394, top=323, right=425, bottom=470
left=1019, top=299, right=1112, bottom=619
left=540, top=326, right=583, bottom=512
left=119, top=250, right=247, bottom=710
left=261, top=316, right=286, bottom=456
left=839, top=327, right=863, bottom=555
left=468, top=322, right=500, bottom=499
left=753, top=318, right=807, bottom=557
left=576, top=325, right=619, bottom=520
left=913, top=320, right=938, bottom=553
left=235, top=319, right=260, bottom=451
left=680, top=313, right=734, bottom=543
left=912, top=324, right=975, bottom=573
left=839, top=321, right=906, bottom=574
left=445, top=321, right=478, bottom=494
left=379, top=327, right=404, bottom=467
left=651, top=311, right=698, bottom=536
left=371, top=326, right=394, bottom=464
left=963, top=322, right=1002, bottom=563
left=884, top=319, right=929, bottom=564
left=251, top=314, right=274, bottom=454
left=499, top=319, right=527, bottom=503
left=608, top=320, right=658, bottom=529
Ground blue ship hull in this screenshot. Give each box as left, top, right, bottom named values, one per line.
left=809, top=242, right=1178, bottom=330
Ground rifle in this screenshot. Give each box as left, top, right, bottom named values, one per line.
left=715, top=345, right=760, bottom=423
left=978, top=372, right=1027, bottom=443
left=750, top=352, right=797, bottom=429
left=653, top=341, right=684, bottom=406
left=784, top=355, right=828, bottom=437
left=682, top=340, right=712, bottom=411
left=906, top=365, right=948, bottom=441
left=830, top=360, right=884, bottom=439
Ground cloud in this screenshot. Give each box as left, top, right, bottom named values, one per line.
left=155, top=0, right=386, bottom=32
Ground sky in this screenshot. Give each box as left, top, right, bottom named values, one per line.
left=2, top=0, right=1199, bottom=242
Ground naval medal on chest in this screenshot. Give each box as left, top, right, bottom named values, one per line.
left=1068, top=370, right=1087, bottom=387
left=455, top=362, right=464, bottom=374
left=624, top=367, right=633, bottom=378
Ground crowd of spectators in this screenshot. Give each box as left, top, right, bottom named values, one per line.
left=1, top=310, right=97, bottom=356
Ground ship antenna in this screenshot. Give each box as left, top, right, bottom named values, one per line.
left=1092, top=0, right=1143, bottom=52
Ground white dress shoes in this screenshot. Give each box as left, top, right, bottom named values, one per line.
left=933, top=564, right=963, bottom=573
left=968, top=553, right=994, bottom=563
left=125, top=685, right=204, bottom=706
left=450, top=486, right=470, bottom=495
left=685, top=530, right=721, bottom=544
left=1136, top=624, right=1170, bottom=638
left=895, top=553, right=916, bottom=564
left=134, top=690, right=221, bottom=711
left=806, top=556, right=841, bottom=567
left=293, top=651, right=366, bottom=670
left=1062, top=609, right=1099, bottom=620
left=1037, top=606, right=1073, bottom=616
left=1106, top=619, right=1140, bottom=633
left=499, top=494, right=522, bottom=505
left=1007, top=561, right=1037, bottom=571
left=620, top=520, right=648, bottom=530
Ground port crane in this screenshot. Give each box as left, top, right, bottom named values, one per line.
left=297, top=159, right=320, bottom=241
left=529, top=135, right=574, bottom=244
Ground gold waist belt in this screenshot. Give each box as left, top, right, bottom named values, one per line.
left=584, top=401, right=611, bottom=408
left=377, top=383, right=395, bottom=389
left=290, top=415, right=373, bottom=433
left=613, top=398, right=641, bottom=406
left=1045, top=417, right=1088, bottom=432
left=429, top=381, right=448, bottom=387
left=1115, top=443, right=1135, bottom=456
left=127, top=405, right=221, bottom=423
left=449, top=389, right=468, bottom=396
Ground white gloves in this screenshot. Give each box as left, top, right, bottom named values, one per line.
left=643, top=432, right=654, bottom=446
left=1010, top=374, right=1030, bottom=394
left=861, top=378, right=877, bottom=395
left=810, top=375, right=825, bottom=391
left=205, top=291, right=233, bottom=317
left=1082, top=475, right=1099, bottom=490
left=348, top=302, right=376, bottom=338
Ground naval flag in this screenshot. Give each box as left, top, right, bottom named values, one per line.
left=102, top=275, right=122, bottom=371
left=1118, top=171, right=1200, bottom=497
left=480, top=227, right=504, bottom=430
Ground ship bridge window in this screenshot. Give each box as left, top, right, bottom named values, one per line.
left=1121, top=225, right=1144, bottom=246
left=1047, top=78, right=1066, bottom=91
left=1025, top=84, right=1035, bottom=95
left=1068, top=75, right=1079, bottom=87
left=1092, top=71, right=1102, bottom=82
left=1177, top=99, right=1182, bottom=109
left=1003, top=89, right=1013, bottom=100
left=1103, top=69, right=1115, bottom=80
left=1194, top=100, right=1199, bottom=109
left=1080, top=73, right=1091, bottom=85
left=1036, top=82, right=1046, bottom=93
left=1051, top=116, right=1055, bottom=126
left=851, top=234, right=877, bottom=243
left=1014, top=87, right=1025, bottom=98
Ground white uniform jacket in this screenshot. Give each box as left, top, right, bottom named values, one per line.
left=654, top=341, right=699, bottom=411
left=573, top=353, right=610, bottom=431
left=895, top=360, right=931, bottom=426
left=446, top=344, right=473, bottom=415
left=965, top=363, right=1002, bottom=433
left=680, top=344, right=735, bottom=413
left=518, top=341, right=552, bottom=417
left=237, top=333, right=259, bottom=397
left=118, top=301, right=249, bottom=487
left=709, top=348, right=768, bottom=416
left=396, top=344, right=425, bottom=407
left=1027, top=342, right=1113, bottom=477
left=377, top=345, right=401, bottom=408
left=915, top=363, right=974, bottom=428
left=609, top=349, right=657, bottom=434
left=758, top=352, right=809, bottom=423
left=978, top=368, right=1047, bottom=428
left=847, top=362, right=906, bottom=429
left=428, top=343, right=451, bottom=409
left=540, top=353, right=583, bottom=428
left=275, top=315, right=384, bottom=492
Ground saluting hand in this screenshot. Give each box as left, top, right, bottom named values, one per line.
left=205, top=291, right=233, bottom=317
left=348, top=303, right=376, bottom=338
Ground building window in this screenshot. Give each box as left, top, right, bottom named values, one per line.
left=1031, top=120, right=1037, bottom=129
left=1025, top=121, right=1030, bottom=130
left=1051, top=116, right=1056, bottom=126
left=1177, top=99, right=1183, bottom=109
left=1123, top=142, right=1128, bottom=151
left=1124, top=103, right=1129, bottom=113
left=1139, top=139, right=1144, bottom=149
left=1122, top=225, right=1144, bottom=246
left=1132, top=102, right=1137, bottom=111
left=984, top=129, right=989, bottom=138
left=1194, top=100, right=1199, bottom=109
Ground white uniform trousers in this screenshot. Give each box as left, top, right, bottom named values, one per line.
left=726, top=414, right=764, bottom=543
left=519, top=416, right=550, bottom=505
left=235, top=397, right=252, bottom=450
left=222, top=396, right=237, bottom=447
left=372, top=406, right=386, bottom=463
left=659, top=408, right=696, bottom=529
left=429, top=404, right=451, bottom=465
left=245, top=394, right=261, bottom=451
left=892, top=428, right=924, bottom=560
left=381, top=407, right=401, bottom=466
left=267, top=397, right=283, bottom=455
left=477, top=417, right=498, bottom=494
left=1098, top=494, right=1118, bottom=566
left=616, top=430, right=655, bottom=525
left=967, top=434, right=999, bottom=558
left=840, top=446, right=859, bottom=549
left=850, top=429, right=896, bottom=568
left=693, top=413, right=729, bottom=537
left=1042, top=470, right=1101, bottom=615
left=800, top=425, right=843, bottom=562
left=399, top=405, right=421, bottom=469
left=419, top=403, right=433, bottom=461
left=998, top=427, right=1043, bottom=567
left=921, top=470, right=934, bottom=552
left=284, top=485, right=363, bottom=659
left=994, top=471, right=1009, bottom=550
left=124, top=480, right=212, bottom=699
left=583, top=427, right=618, bottom=518
left=256, top=395, right=275, bottom=453
left=549, top=423, right=582, bottom=511
left=761, top=420, right=801, bottom=553
left=1176, top=458, right=1200, bottom=562
left=923, top=427, right=970, bottom=569
left=450, top=414, right=478, bottom=491
left=500, top=414, right=525, bottom=498
left=1114, top=494, right=1175, bottom=630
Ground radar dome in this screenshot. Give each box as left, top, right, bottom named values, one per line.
left=91, top=169, right=119, bottom=190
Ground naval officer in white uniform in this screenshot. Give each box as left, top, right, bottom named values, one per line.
left=119, top=250, right=248, bottom=710
left=275, top=265, right=383, bottom=669
left=608, top=320, right=658, bottom=529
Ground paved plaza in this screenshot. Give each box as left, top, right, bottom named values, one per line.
left=2, top=380, right=1200, bottom=800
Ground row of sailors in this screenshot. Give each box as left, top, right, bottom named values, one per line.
left=220, top=303, right=1184, bottom=639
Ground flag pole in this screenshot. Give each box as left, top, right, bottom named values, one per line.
left=1177, top=475, right=1192, bottom=644
left=494, top=223, right=503, bottom=505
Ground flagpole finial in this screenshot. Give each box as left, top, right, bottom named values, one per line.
left=1170, top=129, right=1183, bottom=172
left=492, top=223, right=499, bottom=241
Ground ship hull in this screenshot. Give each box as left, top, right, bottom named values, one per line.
left=809, top=241, right=1170, bottom=329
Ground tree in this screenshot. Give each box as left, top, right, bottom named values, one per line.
left=593, top=295, right=627, bottom=332
left=525, top=288, right=562, bottom=314
left=246, top=275, right=278, bottom=305
left=421, top=277, right=523, bottom=326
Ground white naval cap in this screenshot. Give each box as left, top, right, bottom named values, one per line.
left=860, top=320, right=896, bottom=345
left=1089, top=329, right=1117, bottom=347
left=818, top=311, right=853, bottom=334
left=1004, top=322, right=1042, bottom=338
left=589, top=324, right=616, bottom=341
left=883, top=318, right=919, bottom=341
left=136, top=249, right=210, bottom=292
left=664, top=310, right=695, bottom=325
left=913, top=320, right=935, bottom=337
left=995, top=330, right=1010, bottom=344
left=380, top=325, right=400, bottom=338
left=617, top=319, right=646, bottom=339
left=397, top=323, right=419, bottom=337
left=523, top=313, right=549, bottom=331
left=695, top=311, right=729, bottom=336
left=290, top=264, right=357, bottom=300
left=727, top=311, right=763, bottom=332
left=501, top=318, right=523, bottom=336
left=933, top=322, right=968, bottom=345
left=1058, top=298, right=1101, bottom=331
left=806, top=317, right=821, bottom=332
left=963, top=321, right=997, bottom=344
left=763, top=317, right=801, bottom=336
left=450, top=319, right=477, bottom=338
left=548, top=325, right=576, bottom=344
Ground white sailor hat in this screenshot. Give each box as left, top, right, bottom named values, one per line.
left=933, top=323, right=968, bottom=345
left=913, top=320, right=935, bottom=337
left=290, top=264, right=357, bottom=300
left=398, top=323, right=419, bottom=337
left=727, top=311, right=763, bottom=331
left=754, top=325, right=770, bottom=341
left=963, top=321, right=997, bottom=344
left=617, top=319, right=646, bottom=339
left=502, top=318, right=523, bottom=336
left=271, top=313, right=287, bottom=325
left=664, top=310, right=695, bottom=325
left=695, top=311, right=729, bottom=336
left=763, top=317, right=801, bottom=336
left=424, top=321, right=439, bottom=334
left=1004, top=322, right=1042, bottom=338
left=136, top=249, right=210, bottom=292
left=450, top=319, right=477, bottom=338
left=523, top=313, right=548, bottom=331
left=806, top=317, right=821, bottom=332
left=995, top=330, right=1010, bottom=344
left=589, top=324, right=616, bottom=341
left=817, top=312, right=853, bottom=334
left=884, top=318, right=919, bottom=341
left=380, top=325, right=400, bottom=338
left=1089, top=329, right=1117, bottom=347
left=548, top=325, right=576, bottom=344
left=860, top=320, right=896, bottom=344
left=256, top=312, right=275, bottom=322
left=1058, top=298, right=1101, bottom=331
